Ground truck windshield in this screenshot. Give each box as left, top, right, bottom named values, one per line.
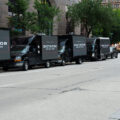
left=11, top=45, right=30, bottom=54
left=11, top=36, right=34, bottom=46
left=58, top=40, right=66, bottom=54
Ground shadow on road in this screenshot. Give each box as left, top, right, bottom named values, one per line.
left=0, top=57, right=117, bottom=73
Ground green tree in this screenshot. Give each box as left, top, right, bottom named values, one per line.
left=67, top=0, right=114, bottom=37
left=7, top=0, right=30, bottom=35
left=30, top=0, right=59, bottom=35
left=110, top=9, right=120, bottom=43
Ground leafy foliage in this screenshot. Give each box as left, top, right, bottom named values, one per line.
left=111, top=9, right=120, bottom=43
left=67, top=0, right=115, bottom=37
left=7, top=0, right=30, bottom=35
left=31, top=0, right=59, bottom=34
left=7, top=0, right=59, bottom=36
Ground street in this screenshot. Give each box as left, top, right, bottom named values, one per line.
left=0, top=56, right=120, bottom=120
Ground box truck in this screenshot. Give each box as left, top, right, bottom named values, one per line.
left=57, top=35, right=87, bottom=64
left=2, top=35, right=58, bottom=71
left=87, top=37, right=111, bottom=60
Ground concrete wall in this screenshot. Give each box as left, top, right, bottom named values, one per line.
left=28, top=0, right=35, bottom=12
left=52, top=0, right=81, bottom=35
left=0, top=0, right=8, bottom=28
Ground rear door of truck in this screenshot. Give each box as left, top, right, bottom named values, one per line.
left=41, top=36, right=58, bottom=60
left=100, top=38, right=110, bottom=55
left=72, top=36, right=87, bottom=57
left=0, top=29, right=10, bottom=61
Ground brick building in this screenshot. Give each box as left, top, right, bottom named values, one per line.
left=0, top=0, right=81, bottom=35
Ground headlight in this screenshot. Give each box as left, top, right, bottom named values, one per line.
left=14, top=56, right=22, bottom=62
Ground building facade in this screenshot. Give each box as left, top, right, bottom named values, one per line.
left=0, top=0, right=9, bottom=28
left=0, top=0, right=81, bottom=35
left=102, top=0, right=120, bottom=8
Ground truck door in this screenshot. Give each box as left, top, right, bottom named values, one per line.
left=28, top=45, right=38, bottom=65
left=64, top=39, right=72, bottom=62
left=95, top=39, right=100, bottom=58
left=28, top=36, right=42, bottom=65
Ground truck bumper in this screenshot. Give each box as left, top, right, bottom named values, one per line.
left=0, top=60, right=24, bottom=68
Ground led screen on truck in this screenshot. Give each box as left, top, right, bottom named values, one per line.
left=99, top=38, right=110, bottom=54
left=72, top=36, right=87, bottom=57
left=0, top=29, right=10, bottom=60
left=41, top=36, right=58, bottom=60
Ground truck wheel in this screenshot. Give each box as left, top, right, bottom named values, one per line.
left=61, top=60, right=66, bottom=66
left=99, top=55, right=102, bottom=60
left=105, top=55, right=108, bottom=59
left=76, top=58, right=82, bottom=64
left=3, top=67, right=8, bottom=71
left=111, top=54, right=114, bottom=59
left=29, top=66, right=33, bottom=69
left=115, top=54, right=118, bottom=58
left=100, top=55, right=105, bottom=60
left=23, top=61, right=29, bottom=71
left=103, top=55, right=107, bottom=60
left=45, top=61, right=50, bottom=68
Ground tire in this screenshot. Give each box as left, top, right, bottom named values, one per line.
left=61, top=60, right=66, bottom=66
left=111, top=54, right=114, bottom=59
left=45, top=61, right=50, bottom=68
left=99, top=54, right=104, bottom=61
left=115, top=54, right=118, bottom=58
left=76, top=58, right=82, bottom=64
left=103, top=55, right=107, bottom=60
left=105, top=55, right=108, bottom=59
left=23, top=61, right=29, bottom=71
left=29, top=65, right=33, bottom=69
left=90, top=57, right=96, bottom=61
left=3, top=67, right=8, bottom=71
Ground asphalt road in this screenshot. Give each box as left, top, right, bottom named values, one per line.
left=0, top=56, right=120, bottom=120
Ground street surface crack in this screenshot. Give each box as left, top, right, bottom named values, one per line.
left=59, top=87, right=86, bottom=94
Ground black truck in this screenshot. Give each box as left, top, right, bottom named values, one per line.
left=0, top=29, right=11, bottom=63
left=87, top=37, right=111, bottom=60
left=57, top=35, right=87, bottom=64
left=1, top=35, right=58, bottom=71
